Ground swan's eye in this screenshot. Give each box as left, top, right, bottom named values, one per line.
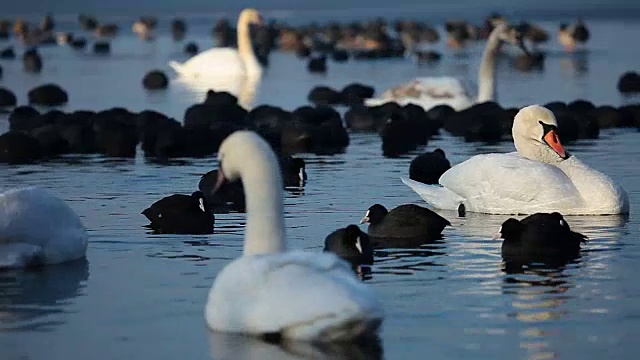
left=559, top=219, right=565, bottom=226
left=199, top=198, right=206, bottom=212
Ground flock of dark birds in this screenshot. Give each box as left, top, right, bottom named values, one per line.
left=1, top=11, right=639, bottom=273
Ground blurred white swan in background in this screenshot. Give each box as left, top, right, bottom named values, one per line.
left=169, top=8, right=263, bottom=79
left=365, top=23, right=529, bottom=111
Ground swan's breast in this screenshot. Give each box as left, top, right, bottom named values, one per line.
left=206, top=252, right=380, bottom=336
left=557, top=157, right=630, bottom=214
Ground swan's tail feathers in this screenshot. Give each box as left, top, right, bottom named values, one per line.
left=0, top=243, right=44, bottom=269
left=168, top=60, right=185, bottom=76
left=401, top=177, right=464, bottom=211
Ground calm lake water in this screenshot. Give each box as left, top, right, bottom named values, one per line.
left=1, top=6, right=640, bottom=360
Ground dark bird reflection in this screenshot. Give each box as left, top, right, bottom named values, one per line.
left=500, top=262, right=579, bottom=359
left=0, top=258, right=89, bottom=332
left=372, top=234, right=444, bottom=249
left=373, top=241, right=446, bottom=275
left=208, top=331, right=384, bottom=360
left=501, top=261, right=577, bottom=322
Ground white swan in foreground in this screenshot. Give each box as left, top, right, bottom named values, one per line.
left=0, top=187, right=88, bottom=268
left=365, top=23, right=529, bottom=111
left=402, top=105, right=629, bottom=215
left=169, top=8, right=263, bottom=78
left=205, top=131, right=383, bottom=341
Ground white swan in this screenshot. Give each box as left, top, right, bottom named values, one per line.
left=205, top=131, right=383, bottom=341
left=401, top=105, right=629, bottom=215
left=365, top=23, right=529, bottom=111
left=0, top=187, right=89, bottom=268
left=174, top=69, right=261, bottom=110
left=169, top=8, right=263, bottom=79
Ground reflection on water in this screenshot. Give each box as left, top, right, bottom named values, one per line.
left=0, top=259, right=89, bottom=332
left=373, top=245, right=446, bottom=276
left=208, top=332, right=384, bottom=360
left=560, top=51, right=590, bottom=76
left=501, top=263, right=577, bottom=360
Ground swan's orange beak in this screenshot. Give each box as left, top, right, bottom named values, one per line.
left=543, top=130, right=567, bottom=159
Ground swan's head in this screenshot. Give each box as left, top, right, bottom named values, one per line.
left=492, top=23, right=530, bottom=56
left=512, top=105, right=568, bottom=163
left=211, top=131, right=281, bottom=196
left=239, top=8, right=263, bottom=26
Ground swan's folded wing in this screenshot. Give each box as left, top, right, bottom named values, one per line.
left=172, top=48, right=245, bottom=77
left=365, top=77, right=473, bottom=111
left=439, top=153, right=581, bottom=214
left=206, top=251, right=383, bottom=340
left=414, top=76, right=470, bottom=97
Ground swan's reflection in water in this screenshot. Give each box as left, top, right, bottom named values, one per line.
left=173, top=73, right=262, bottom=110
left=560, top=50, right=590, bottom=76
left=208, top=331, right=384, bottom=360
left=0, top=258, right=89, bottom=332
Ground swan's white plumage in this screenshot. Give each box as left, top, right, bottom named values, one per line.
left=403, top=153, right=581, bottom=214
left=364, top=77, right=474, bottom=110
left=401, top=177, right=464, bottom=211
left=169, top=48, right=250, bottom=78
left=169, top=8, right=262, bottom=79
left=205, top=131, right=383, bottom=341
left=364, top=23, right=521, bottom=111
left=0, top=187, right=88, bottom=268
left=206, top=251, right=382, bottom=340
left=402, top=105, right=629, bottom=215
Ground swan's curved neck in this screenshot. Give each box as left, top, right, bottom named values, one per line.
left=238, top=74, right=261, bottom=110
left=237, top=18, right=261, bottom=76
left=476, top=33, right=502, bottom=103
left=240, top=146, right=286, bottom=256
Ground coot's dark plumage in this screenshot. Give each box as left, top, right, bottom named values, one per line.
left=280, top=155, right=307, bottom=187
left=199, top=155, right=306, bottom=211
left=495, top=212, right=587, bottom=263
left=198, top=169, right=246, bottom=213
left=409, top=148, right=451, bottom=185
left=360, top=204, right=451, bottom=240
left=142, top=191, right=214, bottom=234
left=324, top=225, right=374, bottom=266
